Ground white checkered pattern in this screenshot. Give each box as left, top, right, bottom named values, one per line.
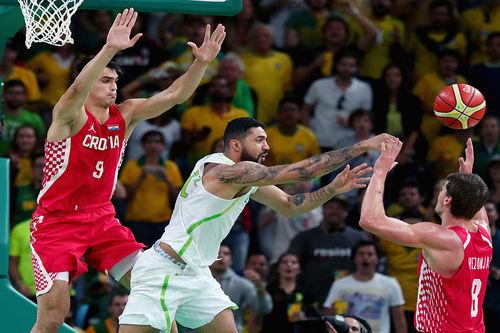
left=30, top=215, right=58, bottom=296
left=42, top=140, right=68, bottom=187
left=415, top=260, right=447, bottom=332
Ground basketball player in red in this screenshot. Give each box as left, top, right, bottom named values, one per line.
left=360, top=137, right=492, bottom=332
left=29, top=8, right=225, bottom=333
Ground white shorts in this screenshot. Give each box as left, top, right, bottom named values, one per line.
left=119, top=246, right=236, bottom=332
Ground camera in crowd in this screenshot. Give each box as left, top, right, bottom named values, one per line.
left=293, top=314, right=372, bottom=333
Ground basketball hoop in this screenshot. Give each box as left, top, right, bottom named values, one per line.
left=17, top=0, right=84, bottom=48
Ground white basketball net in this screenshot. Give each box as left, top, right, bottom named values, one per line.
left=17, top=0, right=84, bottom=48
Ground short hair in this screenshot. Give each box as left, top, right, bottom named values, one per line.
left=221, top=52, right=245, bottom=72
left=399, top=181, right=421, bottom=194
left=4, top=79, right=27, bottom=92
left=324, top=197, right=349, bottom=211
left=223, top=117, right=265, bottom=147
left=445, top=173, right=489, bottom=219
left=351, top=240, right=380, bottom=261
left=323, top=15, right=350, bottom=37
left=348, top=109, right=373, bottom=127
left=140, top=130, right=166, bottom=144
left=74, top=57, right=123, bottom=80
left=486, top=32, right=500, bottom=45
left=438, top=48, right=462, bottom=61
left=278, top=95, right=302, bottom=110
left=334, top=48, right=361, bottom=67
left=429, top=0, right=454, bottom=13
left=108, top=291, right=129, bottom=306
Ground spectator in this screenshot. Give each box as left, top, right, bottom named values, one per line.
left=469, top=32, right=500, bottom=118
left=259, top=181, right=322, bottom=263
left=224, top=206, right=253, bottom=274
left=85, top=293, right=129, bottom=333
left=261, top=253, right=305, bottom=333
left=379, top=209, right=424, bottom=333
left=408, top=0, right=467, bottom=78
left=191, top=52, right=257, bottom=117
left=386, top=182, right=426, bottom=217
left=265, top=96, right=320, bottom=166
left=484, top=201, right=500, bottom=333
left=288, top=197, right=367, bottom=307
left=119, top=130, right=183, bottom=247
left=0, top=80, right=45, bottom=156
left=427, top=128, right=470, bottom=180
left=11, top=152, right=44, bottom=225
left=485, top=155, right=500, bottom=210
left=73, top=10, right=113, bottom=55
left=414, top=49, right=467, bottom=143
left=303, top=49, right=372, bottom=151
left=472, top=115, right=500, bottom=179
left=9, top=125, right=42, bottom=187
left=323, top=240, right=407, bottom=333
left=180, top=75, right=249, bottom=165
left=360, top=0, right=407, bottom=79
left=373, top=64, right=425, bottom=164
left=246, top=253, right=270, bottom=282
left=27, top=44, right=77, bottom=107
left=210, top=245, right=273, bottom=332
left=222, top=0, right=259, bottom=52
left=240, top=23, right=293, bottom=124
left=0, top=39, right=41, bottom=102
left=9, top=216, right=36, bottom=301
left=462, top=0, right=500, bottom=64
left=244, top=253, right=271, bottom=333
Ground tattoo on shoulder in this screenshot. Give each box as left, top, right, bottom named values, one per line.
left=216, top=162, right=284, bottom=184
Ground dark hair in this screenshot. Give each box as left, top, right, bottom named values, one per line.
left=429, top=0, right=454, bottom=12
left=108, top=291, right=129, bottom=306
left=278, top=95, right=302, bottom=110
left=438, top=48, right=462, bottom=61
left=3, top=79, right=27, bottom=93
left=486, top=31, right=500, bottom=45
left=223, top=117, right=265, bottom=147
left=10, top=125, right=42, bottom=157
left=140, top=130, right=166, bottom=144
left=74, top=57, right=123, bottom=80
left=324, top=197, right=349, bottom=210
left=323, top=15, right=350, bottom=38
left=445, top=173, right=489, bottom=219
left=399, top=181, right=421, bottom=194
left=348, top=109, right=373, bottom=127
left=333, top=48, right=360, bottom=68
left=351, top=240, right=380, bottom=261
left=380, top=63, right=411, bottom=92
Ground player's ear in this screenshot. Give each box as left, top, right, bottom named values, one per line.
left=230, top=138, right=241, bottom=152
left=443, top=195, right=452, bottom=207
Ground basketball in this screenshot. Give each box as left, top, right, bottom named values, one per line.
left=433, top=84, right=487, bottom=130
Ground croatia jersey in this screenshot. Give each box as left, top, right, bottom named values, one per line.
left=415, top=225, right=492, bottom=332
left=37, top=105, right=126, bottom=213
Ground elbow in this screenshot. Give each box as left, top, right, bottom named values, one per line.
left=359, top=215, right=375, bottom=230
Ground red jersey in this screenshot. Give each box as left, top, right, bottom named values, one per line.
left=415, top=225, right=492, bottom=332
left=37, top=105, right=126, bottom=213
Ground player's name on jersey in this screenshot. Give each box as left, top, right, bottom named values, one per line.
left=468, top=256, right=491, bottom=270
left=83, top=134, right=120, bottom=151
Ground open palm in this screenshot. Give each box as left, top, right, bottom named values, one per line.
left=106, top=8, right=143, bottom=51
left=331, top=163, right=372, bottom=194
left=188, top=24, right=226, bottom=64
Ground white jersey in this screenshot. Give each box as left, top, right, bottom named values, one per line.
left=160, top=153, right=257, bottom=268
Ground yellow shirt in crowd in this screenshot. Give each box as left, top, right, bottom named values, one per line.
left=120, top=159, right=183, bottom=222
left=181, top=105, right=249, bottom=159
left=427, top=135, right=465, bottom=180
left=361, top=15, right=406, bottom=79
left=240, top=50, right=293, bottom=124
left=265, top=125, right=320, bottom=166
left=6, top=66, right=41, bottom=101
left=462, top=6, right=500, bottom=64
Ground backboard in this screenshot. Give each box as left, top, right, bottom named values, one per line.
left=0, top=0, right=243, bottom=15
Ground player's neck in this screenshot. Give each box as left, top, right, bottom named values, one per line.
left=441, top=212, right=477, bottom=231
left=85, top=101, right=110, bottom=124
left=223, top=151, right=240, bottom=164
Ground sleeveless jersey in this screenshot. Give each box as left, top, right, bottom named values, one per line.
left=415, top=225, right=492, bottom=332
left=160, top=153, right=257, bottom=268
left=37, top=105, right=126, bottom=213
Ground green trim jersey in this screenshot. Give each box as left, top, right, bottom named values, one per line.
left=160, top=153, right=257, bottom=268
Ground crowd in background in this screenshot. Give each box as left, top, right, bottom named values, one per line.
left=2, top=0, right=500, bottom=332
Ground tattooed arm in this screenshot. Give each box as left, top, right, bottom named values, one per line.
left=252, top=164, right=371, bottom=217
left=212, top=134, right=391, bottom=187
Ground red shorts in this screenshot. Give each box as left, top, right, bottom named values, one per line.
left=30, top=204, right=144, bottom=295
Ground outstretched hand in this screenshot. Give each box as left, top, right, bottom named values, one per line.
left=363, top=133, right=396, bottom=152
left=373, top=137, right=402, bottom=174
left=458, top=138, right=474, bottom=174
left=188, top=24, right=226, bottom=64
left=107, top=8, right=143, bottom=51
left=331, top=163, right=372, bottom=194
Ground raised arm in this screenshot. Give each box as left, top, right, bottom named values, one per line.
left=212, top=134, right=392, bottom=187
left=252, top=163, right=371, bottom=217
left=124, top=24, right=226, bottom=126
left=51, top=9, right=141, bottom=133
left=359, top=137, right=462, bottom=251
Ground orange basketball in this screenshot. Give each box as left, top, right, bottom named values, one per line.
left=433, top=84, right=487, bottom=130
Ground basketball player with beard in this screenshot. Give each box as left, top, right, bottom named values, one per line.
left=120, top=118, right=393, bottom=332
